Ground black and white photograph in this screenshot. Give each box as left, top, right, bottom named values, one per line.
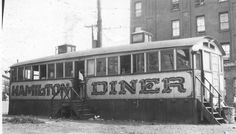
left=2, top=0, right=236, bottom=133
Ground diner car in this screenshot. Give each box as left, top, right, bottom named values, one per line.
left=9, top=36, right=226, bottom=124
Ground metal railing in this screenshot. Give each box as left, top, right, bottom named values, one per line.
left=195, top=76, right=222, bottom=120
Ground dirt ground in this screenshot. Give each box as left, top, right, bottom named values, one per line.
left=2, top=115, right=236, bottom=134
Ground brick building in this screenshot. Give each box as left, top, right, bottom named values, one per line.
left=130, top=0, right=236, bottom=106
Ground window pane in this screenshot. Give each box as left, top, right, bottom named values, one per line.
left=11, top=68, right=17, bottom=81
left=108, top=57, right=118, bottom=75
left=96, top=58, right=106, bottom=76
left=197, top=16, right=205, bottom=32
left=65, top=62, right=73, bottom=77
left=33, top=65, right=39, bottom=80
left=203, top=52, right=211, bottom=71
left=196, top=53, right=201, bottom=70
left=56, top=63, right=63, bottom=78
left=161, top=50, right=174, bottom=71
left=172, top=20, right=180, bottom=37
left=147, top=51, right=159, bottom=72
left=135, top=2, right=142, bottom=17
left=222, top=43, right=230, bottom=59
left=48, top=64, right=55, bottom=79
left=40, top=65, right=46, bottom=79
left=18, top=67, right=24, bottom=81
left=133, top=53, right=144, bottom=73
left=120, top=55, right=131, bottom=74
left=24, top=66, right=31, bottom=80
left=172, top=0, right=179, bottom=10
left=87, top=59, right=95, bottom=76
left=177, top=49, right=190, bottom=70
left=220, top=13, right=229, bottom=30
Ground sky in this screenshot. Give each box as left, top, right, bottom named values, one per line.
left=1, top=0, right=130, bottom=73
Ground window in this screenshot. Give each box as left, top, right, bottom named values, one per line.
left=108, top=56, right=118, bottom=75
left=134, top=27, right=142, bottom=32
left=219, top=12, right=229, bottom=30
left=24, top=66, right=32, bottom=80
left=65, top=62, right=73, bottom=77
left=87, top=59, right=95, bottom=76
left=40, top=65, right=46, bottom=79
left=219, top=0, right=228, bottom=2
left=161, top=50, right=174, bottom=71
left=195, top=0, right=205, bottom=6
left=147, top=51, right=159, bottom=72
left=221, top=42, right=230, bottom=60
left=176, top=49, right=190, bottom=70
left=96, top=58, right=106, bottom=76
left=135, top=2, right=142, bottom=17
left=32, top=65, right=39, bottom=80
left=120, top=55, right=131, bottom=74
left=11, top=68, right=17, bottom=81
left=196, top=16, right=205, bottom=32
left=203, top=52, right=211, bottom=71
left=56, top=63, right=63, bottom=78
left=18, top=67, right=24, bottom=81
left=133, top=53, right=144, bottom=73
left=48, top=64, right=55, bottom=79
left=172, top=20, right=180, bottom=37
left=196, top=53, right=201, bottom=70
left=172, top=0, right=180, bottom=10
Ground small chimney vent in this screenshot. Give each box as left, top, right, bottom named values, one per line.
left=56, top=44, right=76, bottom=54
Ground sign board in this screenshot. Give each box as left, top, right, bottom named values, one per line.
left=87, top=72, right=193, bottom=99
left=10, top=80, right=73, bottom=100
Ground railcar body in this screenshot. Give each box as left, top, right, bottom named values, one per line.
left=9, top=36, right=226, bottom=123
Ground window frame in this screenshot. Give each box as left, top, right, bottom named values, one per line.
left=87, top=59, right=96, bottom=76
left=219, top=12, right=229, bottom=31
left=133, top=53, right=145, bottom=74
left=108, top=56, right=118, bottom=75
left=47, top=63, right=55, bottom=79
left=196, top=15, right=206, bottom=33
left=221, top=42, right=230, bottom=60
left=160, top=49, right=175, bottom=71
left=134, top=2, right=142, bottom=17
left=172, top=19, right=180, bottom=37
left=56, top=62, right=64, bottom=78
left=171, top=0, right=180, bottom=10
left=96, top=57, right=107, bottom=76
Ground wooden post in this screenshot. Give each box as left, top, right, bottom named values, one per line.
left=201, top=84, right=204, bottom=121
left=218, top=94, right=221, bottom=115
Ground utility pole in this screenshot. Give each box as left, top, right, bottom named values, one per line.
left=97, top=0, right=102, bottom=48
left=85, top=25, right=97, bottom=48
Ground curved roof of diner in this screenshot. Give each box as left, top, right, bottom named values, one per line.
left=11, top=36, right=224, bottom=67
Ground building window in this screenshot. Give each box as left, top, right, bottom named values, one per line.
left=87, top=59, right=95, bottom=76
left=195, top=0, right=205, bottom=6
left=133, top=53, right=144, bottom=73
left=134, top=27, right=142, bottom=32
left=196, top=16, right=205, bottom=33
left=32, top=65, right=39, bottom=80
left=219, top=12, right=229, bottom=31
left=48, top=64, right=55, bottom=79
left=96, top=58, right=106, bottom=76
left=171, top=0, right=180, bottom=10
left=65, top=62, right=73, bottom=77
left=120, top=55, right=131, bottom=74
left=221, top=42, right=230, bottom=60
left=56, top=63, right=63, bottom=78
left=161, top=49, right=174, bottom=71
left=172, top=20, right=180, bottom=37
left=147, top=51, right=159, bottom=72
left=108, top=56, right=118, bottom=75
left=135, top=2, right=142, bottom=17
left=40, top=64, right=46, bottom=79
left=176, top=48, right=191, bottom=70
left=24, top=66, right=32, bottom=80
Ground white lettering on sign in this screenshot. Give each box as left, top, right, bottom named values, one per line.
left=87, top=72, right=193, bottom=99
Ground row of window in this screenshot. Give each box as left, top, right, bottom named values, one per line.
left=87, top=48, right=191, bottom=77
left=11, top=61, right=74, bottom=81
left=134, top=0, right=228, bottom=17
left=135, top=12, right=229, bottom=37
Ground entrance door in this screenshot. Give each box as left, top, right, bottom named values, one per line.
left=74, top=61, right=85, bottom=99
